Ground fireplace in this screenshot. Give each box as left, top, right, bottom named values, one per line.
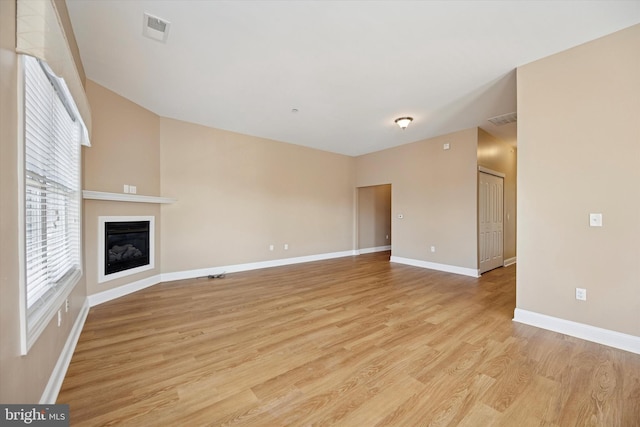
left=98, top=216, right=155, bottom=283
left=105, top=221, right=150, bottom=274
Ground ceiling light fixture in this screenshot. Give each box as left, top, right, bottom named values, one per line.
left=395, top=117, right=413, bottom=129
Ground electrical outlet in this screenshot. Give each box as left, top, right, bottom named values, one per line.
left=443, top=143, right=450, bottom=150
left=430, top=246, right=436, bottom=253
left=589, top=213, right=602, bottom=227
left=124, top=184, right=130, bottom=193
left=130, top=185, right=137, bottom=194
left=576, top=288, right=587, bottom=301
left=269, top=244, right=274, bottom=251
left=386, top=235, right=389, bottom=240
left=284, top=244, right=288, bottom=250
left=65, top=299, right=69, bottom=313
left=57, top=310, right=62, bottom=327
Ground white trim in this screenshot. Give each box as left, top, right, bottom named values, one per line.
left=17, top=55, right=28, bottom=354
left=98, top=216, right=155, bottom=283
left=357, top=245, right=391, bottom=255
left=83, top=190, right=176, bottom=204
left=478, top=166, right=506, bottom=178
left=503, top=257, right=517, bottom=267
left=40, top=298, right=90, bottom=404
left=161, top=250, right=358, bottom=283
left=390, top=256, right=480, bottom=278
left=24, top=278, right=79, bottom=355
left=513, top=308, right=640, bottom=355
left=89, top=251, right=357, bottom=306
left=88, top=274, right=161, bottom=307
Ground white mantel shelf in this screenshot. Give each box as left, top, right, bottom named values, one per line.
left=83, top=190, right=176, bottom=204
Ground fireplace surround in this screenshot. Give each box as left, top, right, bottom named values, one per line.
left=98, top=216, right=155, bottom=283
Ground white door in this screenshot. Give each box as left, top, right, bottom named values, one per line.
left=479, top=171, right=504, bottom=274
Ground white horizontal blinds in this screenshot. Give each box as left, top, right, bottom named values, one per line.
left=24, top=55, right=81, bottom=315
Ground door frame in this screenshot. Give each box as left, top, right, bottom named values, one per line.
left=355, top=184, right=392, bottom=254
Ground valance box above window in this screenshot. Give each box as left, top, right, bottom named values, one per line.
left=16, top=0, right=92, bottom=140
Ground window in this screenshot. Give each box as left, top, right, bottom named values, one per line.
left=20, top=55, right=86, bottom=354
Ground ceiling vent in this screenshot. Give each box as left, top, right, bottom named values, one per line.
left=143, top=12, right=170, bottom=43
left=488, top=112, right=517, bottom=126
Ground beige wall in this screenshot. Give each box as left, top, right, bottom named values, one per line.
left=356, top=128, right=479, bottom=270
left=0, top=0, right=88, bottom=403
left=517, top=24, right=640, bottom=336
left=84, top=80, right=160, bottom=195
left=83, top=81, right=162, bottom=296
left=160, top=118, right=355, bottom=273
left=477, top=129, right=517, bottom=260
left=358, top=185, right=391, bottom=249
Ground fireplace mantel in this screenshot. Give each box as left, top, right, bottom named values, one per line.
left=83, top=190, right=176, bottom=204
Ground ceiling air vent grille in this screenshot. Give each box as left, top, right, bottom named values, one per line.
left=143, top=12, right=171, bottom=43
left=488, top=112, right=517, bottom=126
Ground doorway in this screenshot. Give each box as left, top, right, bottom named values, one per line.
left=357, top=184, right=392, bottom=253
left=479, top=170, right=504, bottom=273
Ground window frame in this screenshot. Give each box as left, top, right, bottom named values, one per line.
left=18, top=54, right=85, bottom=355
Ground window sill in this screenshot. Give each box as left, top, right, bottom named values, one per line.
left=22, top=269, right=82, bottom=355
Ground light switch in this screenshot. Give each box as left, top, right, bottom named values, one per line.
left=589, top=213, right=603, bottom=227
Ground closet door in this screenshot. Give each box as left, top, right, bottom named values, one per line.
left=479, top=171, right=504, bottom=274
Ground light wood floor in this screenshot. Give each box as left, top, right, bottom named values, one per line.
left=58, top=252, right=640, bottom=426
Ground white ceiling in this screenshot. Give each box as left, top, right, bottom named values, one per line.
left=66, top=1, right=640, bottom=156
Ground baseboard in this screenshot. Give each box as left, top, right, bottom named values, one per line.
left=503, top=257, right=517, bottom=267
left=161, top=250, right=358, bottom=283
left=88, top=274, right=162, bottom=307
left=513, top=308, right=640, bottom=355
left=357, top=245, right=391, bottom=255
left=40, top=298, right=90, bottom=404
left=88, top=251, right=359, bottom=304
left=390, top=256, right=480, bottom=278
